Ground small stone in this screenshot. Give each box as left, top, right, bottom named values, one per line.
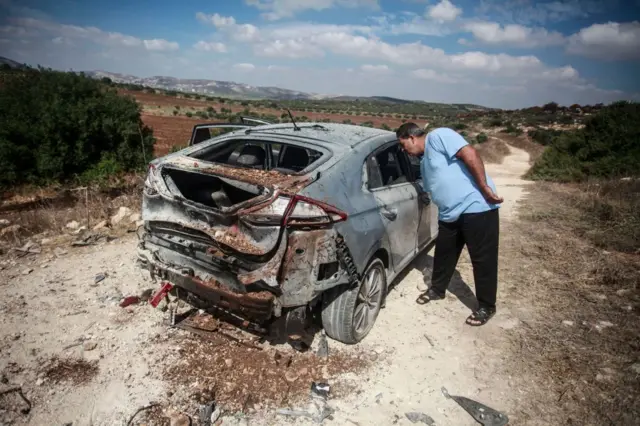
left=36, top=378, right=45, bottom=386
left=129, top=213, right=141, bottom=223
left=562, top=320, right=574, bottom=327
left=66, top=221, right=80, bottom=230
left=93, top=220, right=109, bottom=231
left=629, top=363, right=640, bottom=374
left=284, top=370, right=299, bottom=382
left=22, top=268, right=33, bottom=275
left=40, top=238, right=52, bottom=245
left=374, top=347, right=385, bottom=355
left=54, top=248, right=68, bottom=257
left=405, top=412, right=435, bottom=425
left=598, top=321, right=614, bottom=328
left=616, top=289, right=631, bottom=297
left=0, top=219, right=10, bottom=227
left=83, top=341, right=98, bottom=351
left=94, top=273, right=107, bottom=285
left=225, top=359, right=233, bottom=368
left=169, top=413, right=191, bottom=426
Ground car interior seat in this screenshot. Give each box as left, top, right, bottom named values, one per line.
left=275, top=146, right=309, bottom=173
left=235, top=144, right=266, bottom=169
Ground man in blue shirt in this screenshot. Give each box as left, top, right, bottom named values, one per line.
left=396, top=122, right=503, bottom=326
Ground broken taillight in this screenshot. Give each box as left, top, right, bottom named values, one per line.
left=245, top=195, right=347, bottom=226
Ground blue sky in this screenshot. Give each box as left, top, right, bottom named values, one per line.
left=1, top=0, right=639, bottom=108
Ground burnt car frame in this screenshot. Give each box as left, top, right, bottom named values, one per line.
left=137, top=119, right=438, bottom=344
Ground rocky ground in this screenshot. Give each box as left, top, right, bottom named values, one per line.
left=1, top=145, right=538, bottom=425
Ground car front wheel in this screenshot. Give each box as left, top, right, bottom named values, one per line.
left=321, top=258, right=386, bottom=344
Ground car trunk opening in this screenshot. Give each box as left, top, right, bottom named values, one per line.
left=162, top=167, right=265, bottom=209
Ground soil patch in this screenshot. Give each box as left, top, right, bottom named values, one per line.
left=43, top=356, right=99, bottom=386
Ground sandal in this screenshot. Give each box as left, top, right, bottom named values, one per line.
left=416, top=288, right=445, bottom=305
left=465, top=307, right=496, bottom=326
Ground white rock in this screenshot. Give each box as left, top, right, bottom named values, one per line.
left=93, top=220, right=109, bottom=231
left=562, top=320, right=574, bottom=327
left=598, top=321, right=614, bottom=328
left=129, top=213, right=141, bottom=223
left=111, top=207, right=132, bottom=226
left=0, top=219, right=10, bottom=227
left=66, top=221, right=80, bottom=230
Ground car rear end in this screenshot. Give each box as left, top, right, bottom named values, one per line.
left=136, top=130, right=355, bottom=337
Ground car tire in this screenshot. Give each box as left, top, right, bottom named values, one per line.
left=321, top=258, right=387, bottom=344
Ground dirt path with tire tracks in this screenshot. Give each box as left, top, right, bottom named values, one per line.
left=0, top=144, right=534, bottom=425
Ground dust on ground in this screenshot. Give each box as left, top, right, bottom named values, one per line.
left=1, top=140, right=635, bottom=425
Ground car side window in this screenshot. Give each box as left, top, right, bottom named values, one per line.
left=367, top=144, right=412, bottom=190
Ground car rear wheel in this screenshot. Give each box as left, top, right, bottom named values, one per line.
left=321, top=258, right=386, bottom=344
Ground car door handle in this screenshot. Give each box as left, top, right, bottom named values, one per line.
left=381, top=206, right=397, bottom=221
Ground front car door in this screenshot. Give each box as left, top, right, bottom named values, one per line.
left=365, top=143, right=420, bottom=271
left=407, top=154, right=439, bottom=249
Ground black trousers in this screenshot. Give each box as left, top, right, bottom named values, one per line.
left=431, top=208, right=500, bottom=309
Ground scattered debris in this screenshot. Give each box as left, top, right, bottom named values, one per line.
left=13, top=241, right=41, bottom=257
left=71, top=232, right=112, bottom=247
left=54, top=247, right=68, bottom=257
left=441, top=387, right=508, bottom=426
left=198, top=401, right=220, bottom=426
left=277, top=382, right=334, bottom=424
left=0, top=224, right=23, bottom=239
left=423, top=333, right=435, bottom=347
left=0, top=385, right=32, bottom=414
left=316, top=331, right=329, bottom=358
left=120, top=296, right=141, bottom=308
left=126, top=403, right=161, bottom=426
left=94, top=273, right=107, bottom=285
left=405, top=411, right=435, bottom=425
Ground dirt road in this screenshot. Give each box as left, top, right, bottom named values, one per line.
left=0, top=145, right=534, bottom=425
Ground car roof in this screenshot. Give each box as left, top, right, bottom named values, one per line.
left=243, top=122, right=394, bottom=148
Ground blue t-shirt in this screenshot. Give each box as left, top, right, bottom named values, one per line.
left=420, top=127, right=499, bottom=223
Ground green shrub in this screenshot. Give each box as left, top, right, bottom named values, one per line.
left=487, top=118, right=503, bottom=127
left=527, top=101, right=640, bottom=182
left=0, top=67, right=154, bottom=188
left=527, top=128, right=563, bottom=146
left=186, top=111, right=193, bottom=118
left=476, top=133, right=488, bottom=144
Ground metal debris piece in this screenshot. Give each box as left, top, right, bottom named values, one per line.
left=119, top=296, right=141, bottom=308
left=405, top=412, right=435, bottom=425
left=277, top=382, right=334, bottom=424
left=316, top=332, right=329, bottom=358
left=441, top=387, right=509, bottom=426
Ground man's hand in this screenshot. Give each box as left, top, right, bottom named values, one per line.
left=481, top=185, right=504, bottom=204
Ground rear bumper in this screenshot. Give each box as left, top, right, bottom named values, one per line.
left=137, top=245, right=276, bottom=321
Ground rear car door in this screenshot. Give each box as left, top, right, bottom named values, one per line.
left=365, top=143, right=420, bottom=271
left=407, top=154, right=439, bottom=249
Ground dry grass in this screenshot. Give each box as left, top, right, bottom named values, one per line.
left=0, top=180, right=143, bottom=249
left=503, top=181, right=640, bottom=425
left=475, top=137, right=511, bottom=164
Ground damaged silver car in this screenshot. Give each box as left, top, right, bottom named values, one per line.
left=137, top=119, right=438, bottom=344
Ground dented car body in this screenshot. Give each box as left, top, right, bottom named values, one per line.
left=137, top=122, right=438, bottom=344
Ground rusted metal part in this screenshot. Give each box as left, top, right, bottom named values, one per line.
left=164, top=156, right=314, bottom=193
left=237, top=229, right=288, bottom=287
left=191, top=276, right=274, bottom=319
left=278, top=229, right=347, bottom=307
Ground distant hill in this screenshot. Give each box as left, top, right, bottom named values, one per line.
left=0, top=57, right=492, bottom=110
left=0, top=56, right=27, bottom=69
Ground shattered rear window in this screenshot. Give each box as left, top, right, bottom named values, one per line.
left=189, top=139, right=324, bottom=174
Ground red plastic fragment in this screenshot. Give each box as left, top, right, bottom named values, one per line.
left=149, top=282, right=174, bottom=308
left=119, top=296, right=140, bottom=308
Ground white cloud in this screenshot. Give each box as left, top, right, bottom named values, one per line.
left=144, top=39, right=179, bottom=51
left=196, top=13, right=261, bottom=42
left=255, top=39, right=324, bottom=58
left=427, top=0, right=462, bottom=22
left=245, top=0, right=380, bottom=20
left=233, top=62, right=256, bottom=71
left=360, top=64, right=391, bottom=73
left=411, top=68, right=457, bottom=83
left=193, top=41, right=227, bottom=53
left=567, top=21, right=640, bottom=61
left=9, top=18, right=179, bottom=51
left=462, top=21, right=565, bottom=48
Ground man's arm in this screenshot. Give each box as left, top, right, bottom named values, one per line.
left=455, top=145, right=504, bottom=204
